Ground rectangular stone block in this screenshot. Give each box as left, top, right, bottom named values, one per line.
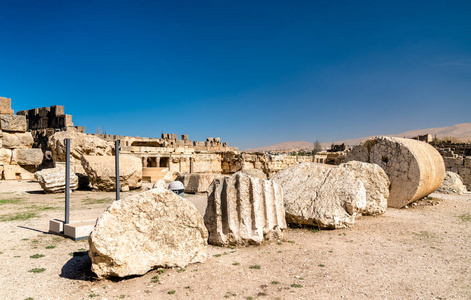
left=38, top=107, right=50, bottom=118
left=0, top=97, right=14, bottom=115
left=55, top=115, right=74, bottom=128
left=0, top=115, right=27, bottom=132
left=64, top=220, right=96, bottom=240
left=2, top=132, right=34, bottom=149
left=50, top=105, right=64, bottom=116
left=458, top=167, right=471, bottom=175
left=75, top=126, right=85, bottom=133
left=16, top=110, right=27, bottom=116
left=3, top=164, right=19, bottom=180
left=0, top=148, right=12, bottom=165
left=49, top=219, right=64, bottom=233
left=11, top=149, right=43, bottom=166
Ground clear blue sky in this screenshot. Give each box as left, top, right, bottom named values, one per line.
left=1, top=1, right=470, bottom=149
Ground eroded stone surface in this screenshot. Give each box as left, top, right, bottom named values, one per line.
left=89, top=187, right=208, bottom=278
left=81, top=155, right=142, bottom=191
left=0, top=148, right=12, bottom=165
left=240, top=168, right=267, bottom=179
left=271, top=163, right=366, bottom=229
left=345, top=137, right=445, bottom=208
left=34, top=167, right=79, bottom=193
left=0, top=115, right=26, bottom=132
left=437, top=171, right=467, bottom=195
left=1, top=132, right=34, bottom=149
left=11, top=149, right=43, bottom=166
left=49, top=129, right=112, bottom=163
left=176, top=173, right=226, bottom=193
left=339, top=161, right=389, bottom=216
left=0, top=97, right=14, bottom=115
left=205, top=172, right=286, bottom=246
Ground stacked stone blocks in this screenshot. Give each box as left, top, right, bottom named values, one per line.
left=0, top=97, right=43, bottom=180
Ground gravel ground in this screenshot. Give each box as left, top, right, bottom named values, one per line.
left=0, top=181, right=470, bottom=300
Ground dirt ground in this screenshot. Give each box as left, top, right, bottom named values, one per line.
left=0, top=180, right=470, bottom=300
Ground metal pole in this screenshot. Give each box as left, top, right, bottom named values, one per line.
left=65, top=138, right=70, bottom=224
left=115, top=140, right=120, bottom=200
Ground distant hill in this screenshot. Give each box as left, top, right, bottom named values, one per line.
left=245, top=122, right=471, bottom=152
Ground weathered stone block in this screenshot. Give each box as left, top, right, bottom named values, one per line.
left=0, top=115, right=26, bottom=132
left=81, top=155, right=142, bottom=191
left=339, top=161, right=389, bottom=216
left=2, top=132, right=34, bottom=149
left=272, top=163, right=366, bottom=229
left=176, top=173, right=226, bottom=193
left=437, top=171, right=467, bottom=194
left=0, top=97, right=14, bottom=115
left=35, top=167, right=79, bottom=193
left=11, top=149, right=43, bottom=166
left=205, top=172, right=286, bottom=246
left=89, top=187, right=208, bottom=278
left=50, top=105, right=64, bottom=116
left=0, top=148, right=12, bottom=165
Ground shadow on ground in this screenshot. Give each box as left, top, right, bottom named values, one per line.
left=60, top=251, right=95, bottom=281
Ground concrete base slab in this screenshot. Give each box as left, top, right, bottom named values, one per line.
left=49, top=219, right=96, bottom=240
left=49, top=219, right=64, bottom=233
left=64, top=220, right=96, bottom=241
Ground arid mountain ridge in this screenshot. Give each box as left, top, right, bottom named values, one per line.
left=245, top=122, right=471, bottom=152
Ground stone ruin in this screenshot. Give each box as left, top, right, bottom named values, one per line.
left=0, top=97, right=43, bottom=180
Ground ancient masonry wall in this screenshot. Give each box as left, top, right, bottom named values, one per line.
left=433, top=142, right=471, bottom=190
left=0, top=97, right=43, bottom=180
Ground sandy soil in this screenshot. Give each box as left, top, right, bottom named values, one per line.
left=0, top=180, right=470, bottom=300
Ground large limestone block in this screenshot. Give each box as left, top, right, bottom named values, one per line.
left=0, top=148, right=12, bottom=165
left=0, top=115, right=26, bottom=132
left=339, top=161, right=389, bottom=216
left=89, top=187, right=208, bottom=278
left=271, top=163, right=366, bottom=229
left=437, top=171, right=467, bottom=195
left=241, top=168, right=267, bottom=179
left=3, top=164, right=34, bottom=180
left=176, top=173, right=226, bottom=193
left=2, top=132, right=34, bottom=149
left=34, top=167, right=79, bottom=193
left=49, top=129, right=112, bottom=163
left=11, top=149, right=43, bottom=166
left=205, top=172, right=287, bottom=246
left=345, top=137, right=445, bottom=208
left=0, top=97, right=13, bottom=115
left=81, top=155, right=142, bottom=191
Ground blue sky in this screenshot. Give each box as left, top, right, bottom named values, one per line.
left=1, top=1, right=470, bottom=149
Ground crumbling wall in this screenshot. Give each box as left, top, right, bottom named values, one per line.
left=442, top=156, right=471, bottom=190
left=0, top=97, right=44, bottom=180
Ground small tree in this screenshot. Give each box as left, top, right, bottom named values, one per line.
left=312, top=140, right=322, bottom=155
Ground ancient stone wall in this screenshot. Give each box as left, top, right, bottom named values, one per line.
left=0, top=97, right=44, bottom=180
left=442, top=156, right=471, bottom=189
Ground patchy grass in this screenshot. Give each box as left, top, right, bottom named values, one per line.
left=184, top=286, right=190, bottom=289
left=176, top=268, right=186, bottom=273
left=30, top=254, right=45, bottom=259
left=45, top=245, right=56, bottom=249
left=28, top=268, right=46, bottom=273
left=151, top=275, right=159, bottom=283
left=291, top=283, right=303, bottom=288
left=318, top=264, right=325, bottom=267
left=156, top=268, right=165, bottom=274
left=0, top=212, right=38, bottom=222
left=232, top=262, right=240, bottom=266
left=249, top=265, right=261, bottom=270
left=213, top=254, right=222, bottom=258
left=0, top=198, right=23, bottom=205
left=271, top=281, right=280, bottom=284
left=82, top=197, right=114, bottom=205
left=457, top=213, right=471, bottom=222
left=413, top=231, right=439, bottom=239
left=167, top=290, right=175, bottom=295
